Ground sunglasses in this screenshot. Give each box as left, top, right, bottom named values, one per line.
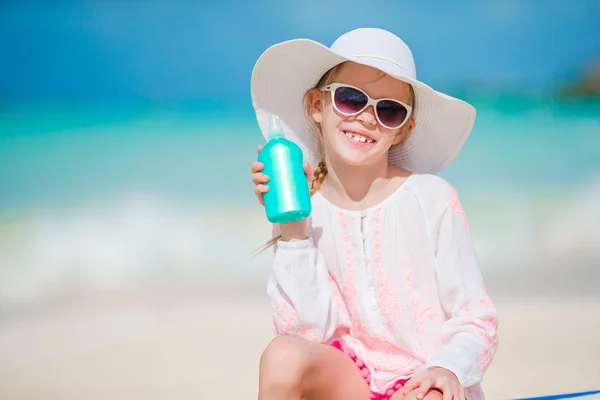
left=321, top=83, right=413, bottom=130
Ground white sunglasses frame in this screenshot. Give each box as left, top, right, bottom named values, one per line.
left=321, top=83, right=413, bottom=130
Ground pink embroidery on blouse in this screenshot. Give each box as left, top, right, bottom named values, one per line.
left=403, top=266, right=437, bottom=358
left=295, top=326, right=320, bottom=342
left=328, top=271, right=351, bottom=330
left=478, top=334, right=499, bottom=370
left=448, top=184, right=470, bottom=233
left=337, top=213, right=424, bottom=373
left=272, top=299, right=321, bottom=342
left=460, top=303, right=471, bottom=314
left=478, top=312, right=499, bottom=370
left=479, top=288, right=495, bottom=312
left=466, top=284, right=499, bottom=370
left=372, top=207, right=405, bottom=335
left=416, top=308, right=437, bottom=334
left=272, top=300, right=293, bottom=335
left=338, top=213, right=363, bottom=332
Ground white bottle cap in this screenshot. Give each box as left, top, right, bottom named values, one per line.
left=268, top=115, right=284, bottom=139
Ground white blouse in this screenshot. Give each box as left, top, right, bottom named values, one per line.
left=266, top=173, right=499, bottom=400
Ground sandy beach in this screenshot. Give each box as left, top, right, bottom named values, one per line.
left=0, top=266, right=598, bottom=400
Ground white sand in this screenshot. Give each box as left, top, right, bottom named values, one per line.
left=0, top=284, right=598, bottom=400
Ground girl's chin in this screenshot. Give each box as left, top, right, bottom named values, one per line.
left=331, top=148, right=376, bottom=167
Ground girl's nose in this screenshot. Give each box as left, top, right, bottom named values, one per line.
left=356, top=105, right=377, bottom=126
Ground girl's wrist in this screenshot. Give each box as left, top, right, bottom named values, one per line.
left=279, top=220, right=308, bottom=242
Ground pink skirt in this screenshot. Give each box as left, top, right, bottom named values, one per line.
left=331, top=340, right=409, bottom=400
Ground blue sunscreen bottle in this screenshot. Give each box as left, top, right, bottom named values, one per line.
left=257, top=115, right=312, bottom=224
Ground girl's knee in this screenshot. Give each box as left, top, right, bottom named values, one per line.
left=259, top=335, right=312, bottom=390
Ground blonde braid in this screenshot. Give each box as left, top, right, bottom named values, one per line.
left=310, top=160, right=328, bottom=195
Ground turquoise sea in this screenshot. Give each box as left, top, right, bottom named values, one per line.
left=1, top=96, right=599, bottom=308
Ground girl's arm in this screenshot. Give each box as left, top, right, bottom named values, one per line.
left=266, top=223, right=340, bottom=343
left=425, top=189, right=499, bottom=388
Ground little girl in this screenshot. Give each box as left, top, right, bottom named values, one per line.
left=249, top=28, right=498, bottom=400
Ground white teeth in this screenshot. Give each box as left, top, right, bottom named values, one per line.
left=344, top=131, right=374, bottom=143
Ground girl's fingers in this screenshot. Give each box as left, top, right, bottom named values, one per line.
left=254, top=184, right=269, bottom=205
left=303, top=161, right=315, bottom=185
left=251, top=161, right=264, bottom=174
left=442, top=386, right=453, bottom=400
left=303, top=161, right=313, bottom=176
left=416, top=379, right=433, bottom=400
left=453, top=384, right=465, bottom=400
left=254, top=145, right=267, bottom=206
left=251, top=173, right=270, bottom=185
left=401, top=375, right=421, bottom=395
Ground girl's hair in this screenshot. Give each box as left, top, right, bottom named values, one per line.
left=256, top=62, right=415, bottom=254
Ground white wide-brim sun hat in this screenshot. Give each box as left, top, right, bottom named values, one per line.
left=250, top=28, right=476, bottom=175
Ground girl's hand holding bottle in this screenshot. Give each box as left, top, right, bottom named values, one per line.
left=251, top=143, right=314, bottom=242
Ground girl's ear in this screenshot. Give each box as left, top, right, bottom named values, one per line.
left=306, top=89, right=324, bottom=124
left=392, top=118, right=416, bottom=145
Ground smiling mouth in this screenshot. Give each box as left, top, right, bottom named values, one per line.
left=343, top=131, right=376, bottom=144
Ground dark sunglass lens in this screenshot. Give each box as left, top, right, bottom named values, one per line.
left=377, top=100, right=408, bottom=128
left=334, top=87, right=368, bottom=114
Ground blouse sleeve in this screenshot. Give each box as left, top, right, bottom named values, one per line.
left=425, top=187, right=499, bottom=388
left=265, top=223, right=339, bottom=343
